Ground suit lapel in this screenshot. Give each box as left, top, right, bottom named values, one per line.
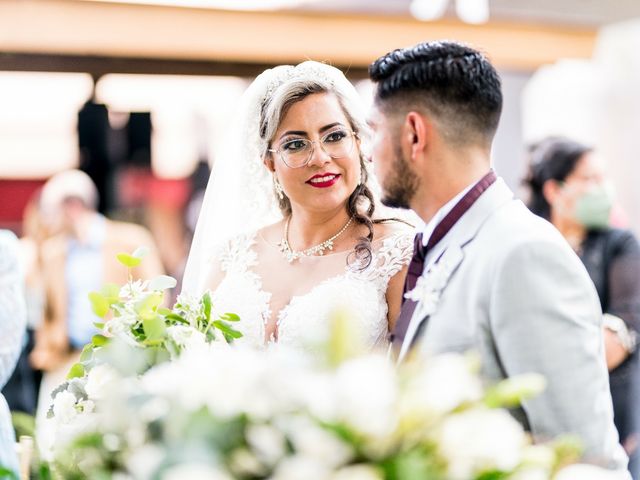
left=397, top=178, right=514, bottom=362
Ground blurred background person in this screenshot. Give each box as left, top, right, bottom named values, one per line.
left=2, top=192, right=49, bottom=417
left=29, top=169, right=164, bottom=457
left=0, top=229, right=27, bottom=477
left=526, top=137, right=640, bottom=478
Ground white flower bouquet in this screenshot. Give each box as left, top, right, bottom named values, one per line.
left=44, top=251, right=623, bottom=480
left=50, top=323, right=615, bottom=480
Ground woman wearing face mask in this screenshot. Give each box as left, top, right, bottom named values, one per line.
left=526, top=137, right=640, bottom=478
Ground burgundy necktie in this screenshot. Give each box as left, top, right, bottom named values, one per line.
left=390, top=171, right=497, bottom=353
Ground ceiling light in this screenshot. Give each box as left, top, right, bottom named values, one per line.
left=455, top=0, right=490, bottom=24
left=409, top=0, right=449, bottom=22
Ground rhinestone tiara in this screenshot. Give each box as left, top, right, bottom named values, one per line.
left=262, top=63, right=338, bottom=105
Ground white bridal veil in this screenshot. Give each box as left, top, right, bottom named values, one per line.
left=181, top=61, right=371, bottom=295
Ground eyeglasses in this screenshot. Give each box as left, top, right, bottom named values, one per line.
left=268, top=128, right=357, bottom=169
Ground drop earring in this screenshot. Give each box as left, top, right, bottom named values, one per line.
left=273, top=175, right=285, bottom=200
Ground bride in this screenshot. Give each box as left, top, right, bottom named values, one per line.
left=182, top=61, right=414, bottom=351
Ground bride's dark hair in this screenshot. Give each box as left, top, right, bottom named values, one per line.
left=260, top=77, right=378, bottom=268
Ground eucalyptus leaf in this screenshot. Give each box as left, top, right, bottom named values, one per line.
left=80, top=344, right=94, bottom=362
left=116, top=253, right=142, bottom=268
left=132, top=246, right=150, bottom=259
left=67, top=363, right=85, bottom=379
left=143, top=316, right=166, bottom=341
left=88, top=292, right=109, bottom=318
left=135, top=293, right=163, bottom=320
left=148, top=274, right=177, bottom=291
left=101, top=283, right=121, bottom=303
left=92, top=334, right=109, bottom=347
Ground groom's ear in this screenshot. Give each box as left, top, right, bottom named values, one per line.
left=404, top=111, right=430, bottom=162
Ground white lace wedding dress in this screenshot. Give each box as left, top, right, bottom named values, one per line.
left=208, top=229, right=414, bottom=351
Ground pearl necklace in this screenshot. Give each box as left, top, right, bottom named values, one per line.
left=278, top=216, right=354, bottom=263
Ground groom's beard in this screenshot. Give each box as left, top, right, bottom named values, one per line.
left=381, top=144, right=419, bottom=210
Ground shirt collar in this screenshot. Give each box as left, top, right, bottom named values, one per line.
left=421, top=182, right=475, bottom=247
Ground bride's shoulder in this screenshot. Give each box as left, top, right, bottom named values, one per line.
left=256, top=221, right=284, bottom=245
left=372, top=217, right=416, bottom=243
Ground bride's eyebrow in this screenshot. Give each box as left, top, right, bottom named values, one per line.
left=278, top=122, right=344, bottom=140
left=319, top=122, right=343, bottom=133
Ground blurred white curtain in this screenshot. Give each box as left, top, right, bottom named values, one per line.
left=522, top=19, right=640, bottom=232
left=593, top=19, right=640, bottom=233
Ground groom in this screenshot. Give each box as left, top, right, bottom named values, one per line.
left=368, top=41, right=627, bottom=471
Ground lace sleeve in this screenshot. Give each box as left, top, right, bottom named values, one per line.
left=0, top=231, right=26, bottom=389
left=364, top=231, right=414, bottom=284
left=216, top=233, right=258, bottom=274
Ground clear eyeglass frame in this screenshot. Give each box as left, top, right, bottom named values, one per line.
left=268, top=129, right=358, bottom=169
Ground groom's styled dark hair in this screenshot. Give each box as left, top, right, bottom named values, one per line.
left=369, top=41, right=503, bottom=147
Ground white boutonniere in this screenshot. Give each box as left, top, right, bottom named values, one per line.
left=404, top=246, right=465, bottom=315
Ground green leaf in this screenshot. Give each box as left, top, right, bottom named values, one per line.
left=93, top=322, right=105, bottom=330
left=132, top=246, right=150, bottom=259
left=80, top=344, right=94, bottom=362
left=157, top=307, right=173, bottom=316
left=220, top=312, right=240, bottom=322
left=477, top=471, right=510, bottom=480
left=202, top=292, right=212, bottom=322
left=101, top=283, right=121, bottom=303
left=165, top=313, right=189, bottom=325
left=149, top=275, right=177, bottom=291
left=67, top=363, right=85, bottom=379
left=135, top=292, right=163, bottom=320
left=91, top=334, right=109, bottom=347
left=88, top=292, right=110, bottom=318
left=116, top=253, right=142, bottom=268
left=143, top=315, right=167, bottom=341
left=0, top=467, right=18, bottom=480
left=485, top=374, right=547, bottom=408
left=213, top=320, right=242, bottom=339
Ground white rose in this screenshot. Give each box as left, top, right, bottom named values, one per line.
left=166, top=325, right=207, bottom=351
left=161, top=463, right=231, bottom=480
left=334, top=355, right=397, bottom=439
left=85, top=364, right=120, bottom=400
left=270, top=455, right=331, bottom=480
left=77, top=399, right=95, bottom=414
left=278, top=416, right=353, bottom=468
left=401, top=354, right=483, bottom=425
left=126, top=444, right=165, bottom=480
left=510, top=468, right=550, bottom=480
left=438, top=408, right=526, bottom=480
left=52, top=390, right=78, bottom=424
left=228, top=448, right=267, bottom=477
left=555, top=464, right=630, bottom=480
left=246, top=424, right=287, bottom=466
left=330, top=465, right=383, bottom=480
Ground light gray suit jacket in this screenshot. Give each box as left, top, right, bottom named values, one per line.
left=399, top=178, right=628, bottom=471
